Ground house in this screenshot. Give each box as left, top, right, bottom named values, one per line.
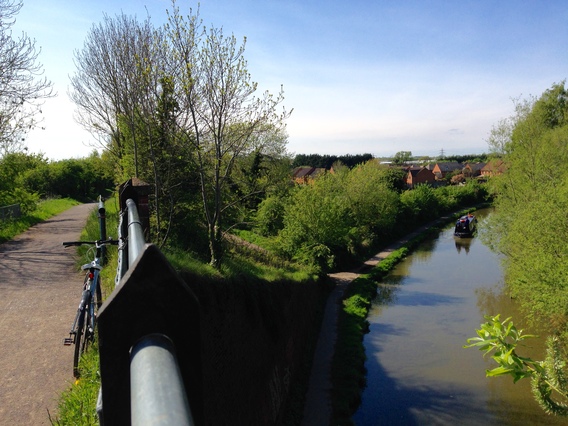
left=481, top=159, right=507, bottom=177
left=406, top=167, right=436, bottom=188
left=432, top=162, right=463, bottom=180
left=463, top=162, right=486, bottom=178
left=292, top=166, right=326, bottom=184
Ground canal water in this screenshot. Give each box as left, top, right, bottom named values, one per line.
left=352, top=209, right=567, bottom=425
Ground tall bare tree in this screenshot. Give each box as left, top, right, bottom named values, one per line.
left=0, top=0, right=53, bottom=156
left=69, top=12, right=158, bottom=176
left=166, top=4, right=290, bottom=267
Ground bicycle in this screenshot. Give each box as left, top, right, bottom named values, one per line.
left=63, top=238, right=118, bottom=377
left=63, top=197, right=118, bottom=377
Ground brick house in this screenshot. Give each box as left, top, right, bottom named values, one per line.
left=406, top=167, right=436, bottom=188
left=463, top=162, right=486, bottom=178
left=292, top=167, right=326, bottom=184
left=481, top=159, right=507, bottom=177
left=432, top=162, right=463, bottom=180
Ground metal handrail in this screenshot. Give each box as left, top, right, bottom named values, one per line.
left=131, top=334, right=194, bottom=426
left=101, top=197, right=194, bottom=425
left=126, top=198, right=145, bottom=266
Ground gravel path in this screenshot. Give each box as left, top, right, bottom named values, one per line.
left=0, top=203, right=95, bottom=425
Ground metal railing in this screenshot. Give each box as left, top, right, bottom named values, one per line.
left=0, top=204, right=21, bottom=221
left=98, top=197, right=198, bottom=426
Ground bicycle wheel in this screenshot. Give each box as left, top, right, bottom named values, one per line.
left=73, top=304, right=87, bottom=378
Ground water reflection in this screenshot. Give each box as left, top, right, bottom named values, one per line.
left=352, top=209, right=565, bottom=425
left=454, top=237, right=472, bottom=254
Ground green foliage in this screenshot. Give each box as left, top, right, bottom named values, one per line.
left=254, top=195, right=287, bottom=236
left=17, top=151, right=115, bottom=202
left=400, top=183, right=440, bottom=223
left=292, top=153, right=373, bottom=169
left=278, top=172, right=352, bottom=271
left=0, top=151, right=46, bottom=212
left=465, top=315, right=568, bottom=416
left=487, top=81, right=568, bottom=323
left=435, top=180, right=489, bottom=212
left=275, top=159, right=488, bottom=272
left=392, top=150, right=412, bottom=165
left=344, top=161, right=400, bottom=243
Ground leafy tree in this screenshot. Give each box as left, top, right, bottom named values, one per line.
left=343, top=160, right=400, bottom=249
left=22, top=153, right=115, bottom=201
left=291, top=153, right=373, bottom=169
left=166, top=5, right=290, bottom=267
left=0, top=151, right=44, bottom=211
left=278, top=172, right=351, bottom=271
left=70, top=2, right=291, bottom=264
left=486, top=82, right=568, bottom=323
left=400, top=184, right=440, bottom=224
left=392, top=150, right=412, bottom=165
left=471, top=82, right=568, bottom=416
left=254, top=194, right=286, bottom=237
left=0, top=0, right=53, bottom=156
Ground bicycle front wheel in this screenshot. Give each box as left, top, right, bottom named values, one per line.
left=73, top=306, right=87, bottom=378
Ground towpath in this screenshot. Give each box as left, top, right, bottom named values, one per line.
left=0, top=203, right=95, bottom=425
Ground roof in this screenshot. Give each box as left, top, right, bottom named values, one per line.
left=435, top=162, right=463, bottom=172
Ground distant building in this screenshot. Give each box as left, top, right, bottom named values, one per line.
left=463, top=162, right=486, bottom=178
left=292, top=166, right=327, bottom=184
left=481, top=159, right=507, bottom=177
left=406, top=167, right=436, bottom=188
left=432, top=162, right=463, bottom=180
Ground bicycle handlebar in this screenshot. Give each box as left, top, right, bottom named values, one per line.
left=63, top=238, right=119, bottom=248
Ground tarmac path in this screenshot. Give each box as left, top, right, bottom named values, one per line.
left=0, top=203, right=96, bottom=425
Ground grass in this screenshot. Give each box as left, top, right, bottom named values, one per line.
left=0, top=198, right=80, bottom=243
left=52, top=342, right=100, bottom=425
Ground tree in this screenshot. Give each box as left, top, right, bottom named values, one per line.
left=278, top=172, right=351, bottom=271
left=70, top=2, right=290, bottom=265
left=0, top=0, right=53, bottom=156
left=392, top=150, right=412, bottom=165
left=166, top=4, right=290, bottom=267
left=70, top=12, right=158, bottom=176
left=478, top=82, right=568, bottom=415
left=344, top=160, right=400, bottom=245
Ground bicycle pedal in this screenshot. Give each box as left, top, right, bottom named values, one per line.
left=63, top=337, right=74, bottom=346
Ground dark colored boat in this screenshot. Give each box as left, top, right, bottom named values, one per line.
left=454, top=213, right=476, bottom=237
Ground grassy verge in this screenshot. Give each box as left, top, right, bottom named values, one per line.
left=53, top=342, right=100, bottom=425
left=0, top=198, right=80, bottom=243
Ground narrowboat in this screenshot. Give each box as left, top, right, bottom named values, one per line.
left=454, top=213, right=477, bottom=237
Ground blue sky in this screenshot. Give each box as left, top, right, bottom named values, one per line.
left=13, top=0, right=568, bottom=160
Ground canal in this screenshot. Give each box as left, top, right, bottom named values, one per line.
left=352, top=208, right=567, bottom=425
